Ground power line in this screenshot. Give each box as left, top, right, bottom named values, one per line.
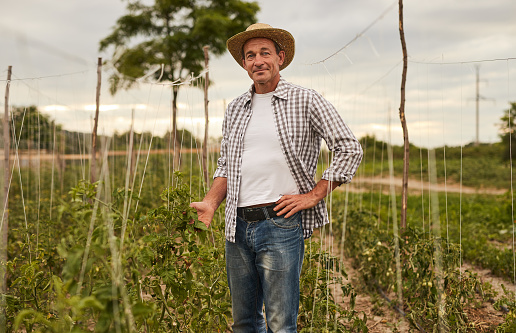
left=409, top=57, right=516, bottom=65
left=309, top=1, right=397, bottom=65
left=0, top=69, right=92, bottom=82
left=331, top=56, right=515, bottom=99
left=357, top=60, right=403, bottom=96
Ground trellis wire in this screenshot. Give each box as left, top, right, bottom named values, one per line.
left=459, top=64, right=464, bottom=280
left=440, top=60, right=450, bottom=250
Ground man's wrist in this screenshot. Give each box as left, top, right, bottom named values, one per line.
left=202, top=198, right=219, bottom=211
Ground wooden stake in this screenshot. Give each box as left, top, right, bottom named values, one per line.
left=202, top=46, right=210, bottom=188
left=0, top=65, right=12, bottom=333
left=91, top=57, right=102, bottom=183
left=398, top=0, right=409, bottom=230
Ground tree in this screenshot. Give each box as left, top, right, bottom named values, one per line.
left=99, top=0, right=259, bottom=171
left=499, top=102, right=516, bottom=161
left=6, top=106, right=61, bottom=151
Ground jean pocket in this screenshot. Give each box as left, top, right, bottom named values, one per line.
left=270, top=211, right=301, bottom=229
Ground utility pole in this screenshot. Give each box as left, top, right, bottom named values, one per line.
left=474, top=65, right=494, bottom=146
left=475, top=65, right=480, bottom=146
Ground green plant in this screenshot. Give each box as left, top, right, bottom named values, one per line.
left=336, top=206, right=500, bottom=331
left=298, top=240, right=367, bottom=332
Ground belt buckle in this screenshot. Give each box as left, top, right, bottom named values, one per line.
left=246, top=207, right=263, bottom=222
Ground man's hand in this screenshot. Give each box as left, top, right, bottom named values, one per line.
left=274, top=192, right=319, bottom=218
left=189, top=177, right=227, bottom=228
left=190, top=201, right=217, bottom=228
left=274, top=180, right=341, bottom=218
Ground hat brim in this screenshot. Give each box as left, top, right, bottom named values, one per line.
left=226, top=28, right=295, bottom=71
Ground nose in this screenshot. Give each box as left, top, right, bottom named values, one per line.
left=254, top=54, right=265, bottom=66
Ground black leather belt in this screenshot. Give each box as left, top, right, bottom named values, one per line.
left=237, top=204, right=279, bottom=222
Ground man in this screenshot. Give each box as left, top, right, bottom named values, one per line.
left=190, top=23, right=363, bottom=332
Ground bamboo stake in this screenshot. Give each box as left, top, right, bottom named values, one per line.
left=429, top=149, right=445, bottom=331
left=202, top=46, right=210, bottom=188
left=172, top=86, right=180, bottom=173
left=398, top=0, right=409, bottom=230
left=121, top=109, right=135, bottom=246
left=91, top=57, right=102, bottom=183
left=60, top=131, right=65, bottom=193
left=0, top=65, right=12, bottom=333
left=129, top=109, right=135, bottom=182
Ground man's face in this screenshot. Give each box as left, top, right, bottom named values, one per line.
left=242, top=38, right=285, bottom=92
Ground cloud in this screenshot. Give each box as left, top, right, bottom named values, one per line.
left=2, top=0, right=515, bottom=149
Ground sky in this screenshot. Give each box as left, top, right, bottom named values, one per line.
left=1, top=0, right=515, bottom=148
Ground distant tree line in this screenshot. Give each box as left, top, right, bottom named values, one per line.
left=1, top=106, right=199, bottom=154
left=4, top=102, right=516, bottom=159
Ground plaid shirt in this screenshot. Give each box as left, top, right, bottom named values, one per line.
left=214, top=78, right=363, bottom=242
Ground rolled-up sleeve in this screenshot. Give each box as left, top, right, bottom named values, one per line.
left=310, top=91, right=363, bottom=184
left=213, top=112, right=228, bottom=179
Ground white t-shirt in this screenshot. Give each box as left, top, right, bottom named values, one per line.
left=237, top=91, right=299, bottom=207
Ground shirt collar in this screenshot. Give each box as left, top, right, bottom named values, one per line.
left=272, top=78, right=289, bottom=100
left=245, top=77, right=289, bottom=105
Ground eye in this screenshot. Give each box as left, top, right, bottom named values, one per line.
left=246, top=54, right=255, bottom=60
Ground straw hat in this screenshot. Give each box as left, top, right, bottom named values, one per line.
left=226, top=23, right=295, bottom=71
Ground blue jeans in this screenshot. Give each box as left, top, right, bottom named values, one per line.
left=225, top=211, right=304, bottom=333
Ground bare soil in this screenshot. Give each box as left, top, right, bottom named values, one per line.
left=348, top=176, right=507, bottom=195
left=338, top=255, right=408, bottom=332
left=316, top=234, right=408, bottom=332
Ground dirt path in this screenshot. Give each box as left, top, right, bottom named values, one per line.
left=8, top=147, right=218, bottom=161
left=316, top=234, right=408, bottom=332
left=334, top=253, right=510, bottom=331
left=459, top=262, right=510, bottom=329
left=461, top=262, right=515, bottom=308
left=338, top=255, right=408, bottom=332
left=348, top=176, right=507, bottom=195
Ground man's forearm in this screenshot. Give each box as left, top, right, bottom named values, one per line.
left=203, top=177, right=228, bottom=210
left=309, top=179, right=341, bottom=202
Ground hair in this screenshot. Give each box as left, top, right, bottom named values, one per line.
left=241, top=39, right=282, bottom=60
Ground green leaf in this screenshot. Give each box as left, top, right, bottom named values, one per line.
left=76, top=296, right=105, bottom=311
left=194, top=219, right=208, bottom=231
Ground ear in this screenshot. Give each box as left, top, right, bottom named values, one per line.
left=242, top=58, right=247, bottom=69
left=278, top=50, right=286, bottom=66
